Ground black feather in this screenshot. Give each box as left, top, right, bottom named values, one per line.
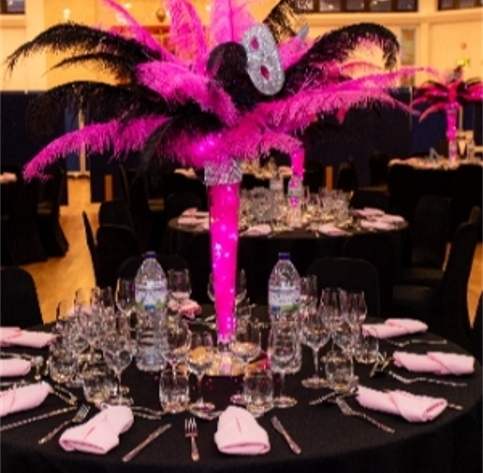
left=263, top=0, right=301, bottom=42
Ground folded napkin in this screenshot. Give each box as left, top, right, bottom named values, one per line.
left=0, top=172, right=18, bottom=184
left=318, top=223, right=349, bottom=236
left=0, top=358, right=31, bottom=377
left=356, top=385, right=447, bottom=423
left=359, top=219, right=394, bottom=231
left=277, top=166, right=292, bottom=177
left=353, top=208, right=385, bottom=218
left=174, top=168, right=197, bottom=179
left=393, top=351, right=475, bottom=376
left=214, top=406, right=270, bottom=455
left=197, top=219, right=210, bottom=231
left=0, top=382, right=50, bottom=417
left=377, top=214, right=405, bottom=224
left=181, top=208, right=209, bottom=218
left=244, top=224, right=271, bottom=236
left=167, top=299, right=202, bottom=318
left=59, top=406, right=133, bottom=455
left=178, top=216, right=209, bottom=226
left=362, top=318, right=428, bottom=339
left=0, top=327, right=56, bottom=348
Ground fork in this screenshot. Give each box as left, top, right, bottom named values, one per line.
left=384, top=338, right=448, bottom=348
left=387, top=370, right=467, bottom=387
left=335, top=397, right=395, bottom=434
left=185, top=417, right=200, bottom=461
left=38, top=404, right=90, bottom=444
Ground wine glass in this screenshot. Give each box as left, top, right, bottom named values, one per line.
left=168, top=269, right=191, bottom=314
left=115, top=278, right=136, bottom=332
left=236, top=269, right=247, bottom=307
left=187, top=331, right=215, bottom=414
left=229, top=317, right=261, bottom=404
left=163, top=319, right=191, bottom=373
left=267, top=322, right=298, bottom=408
left=301, top=308, right=330, bottom=389
left=102, top=332, right=133, bottom=406
left=319, top=287, right=345, bottom=359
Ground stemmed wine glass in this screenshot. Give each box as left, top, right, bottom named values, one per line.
left=102, top=332, right=133, bottom=406
left=319, top=287, right=345, bottom=359
left=301, top=308, right=330, bottom=388
left=163, top=319, right=191, bottom=373
left=267, top=322, right=298, bottom=408
left=187, top=331, right=215, bottom=414
left=115, top=278, right=136, bottom=332
left=229, top=317, right=261, bottom=404
left=168, top=269, right=191, bottom=314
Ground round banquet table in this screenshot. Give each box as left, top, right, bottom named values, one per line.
left=1, top=306, right=481, bottom=473
left=167, top=217, right=410, bottom=308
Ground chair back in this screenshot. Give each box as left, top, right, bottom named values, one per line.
left=82, top=211, right=101, bottom=286
left=98, top=200, right=135, bottom=230
left=38, top=166, right=65, bottom=216
left=470, top=292, right=482, bottom=364
left=117, top=254, right=189, bottom=281
left=0, top=267, right=43, bottom=328
left=335, top=159, right=358, bottom=193
left=410, top=195, right=450, bottom=269
left=306, top=257, right=380, bottom=318
left=303, top=160, right=325, bottom=194
left=164, top=192, right=203, bottom=223
left=387, top=164, right=420, bottom=223
left=369, top=153, right=390, bottom=186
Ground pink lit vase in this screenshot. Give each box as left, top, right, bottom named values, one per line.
left=446, top=105, right=459, bottom=162
left=205, top=159, right=243, bottom=375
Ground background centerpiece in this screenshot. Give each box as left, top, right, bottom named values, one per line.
left=7, top=0, right=415, bottom=373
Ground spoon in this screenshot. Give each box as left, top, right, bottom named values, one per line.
left=31, top=356, right=44, bottom=381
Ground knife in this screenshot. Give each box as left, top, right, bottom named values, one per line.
left=0, top=406, right=76, bottom=432
left=122, top=424, right=171, bottom=462
left=270, top=416, right=301, bottom=454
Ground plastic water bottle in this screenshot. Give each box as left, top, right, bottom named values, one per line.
left=268, top=253, right=301, bottom=323
left=287, top=174, right=303, bottom=227
left=268, top=253, right=302, bottom=373
left=134, top=252, right=168, bottom=372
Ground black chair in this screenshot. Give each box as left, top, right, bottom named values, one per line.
left=391, top=217, right=480, bottom=351
left=409, top=195, right=450, bottom=269
left=306, top=257, right=380, bottom=318
left=98, top=200, right=135, bottom=230
left=82, top=211, right=101, bottom=286
left=335, top=159, right=358, bottom=194
left=117, top=254, right=189, bottom=280
left=387, top=163, right=420, bottom=224
left=0, top=267, right=43, bottom=328
left=1, top=179, right=47, bottom=265
left=342, top=231, right=398, bottom=318
left=470, top=292, right=482, bottom=365
left=36, top=166, right=69, bottom=256
left=303, top=160, right=325, bottom=194
left=369, top=153, right=390, bottom=187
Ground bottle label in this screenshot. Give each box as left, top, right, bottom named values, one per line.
left=135, top=281, right=167, bottom=310
left=269, top=286, right=300, bottom=312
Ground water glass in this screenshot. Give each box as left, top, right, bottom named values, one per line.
left=48, top=339, right=76, bottom=385
left=243, top=370, right=273, bottom=418
left=355, top=331, right=379, bottom=365
left=325, top=351, right=357, bottom=392
left=81, top=359, right=117, bottom=405
left=159, top=368, right=189, bottom=414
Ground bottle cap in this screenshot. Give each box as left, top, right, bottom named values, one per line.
left=279, top=252, right=290, bottom=260
left=145, top=251, right=157, bottom=258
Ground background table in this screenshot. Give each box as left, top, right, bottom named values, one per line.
left=1, top=308, right=481, bottom=473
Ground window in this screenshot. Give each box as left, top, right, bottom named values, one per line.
left=294, top=0, right=418, bottom=12
left=438, top=0, right=481, bottom=8
left=0, top=0, right=25, bottom=14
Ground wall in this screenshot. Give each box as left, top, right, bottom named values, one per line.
left=1, top=0, right=482, bottom=90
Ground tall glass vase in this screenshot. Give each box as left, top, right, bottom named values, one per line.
left=446, top=105, right=459, bottom=162
left=205, top=159, right=243, bottom=376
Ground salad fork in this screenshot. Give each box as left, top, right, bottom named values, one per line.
left=387, top=370, right=467, bottom=388
left=185, top=418, right=200, bottom=461
left=335, top=397, right=395, bottom=434
left=38, top=404, right=90, bottom=444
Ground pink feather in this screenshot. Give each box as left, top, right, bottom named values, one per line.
left=101, top=0, right=176, bottom=61
left=165, top=0, right=207, bottom=71
left=23, top=116, right=169, bottom=180
left=278, top=36, right=311, bottom=69
left=208, top=0, right=256, bottom=44
left=136, top=62, right=239, bottom=126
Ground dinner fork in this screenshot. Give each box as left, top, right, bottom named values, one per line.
left=387, top=370, right=467, bottom=388
left=335, top=397, right=395, bottom=434
left=384, top=338, right=448, bottom=348
left=38, top=404, right=90, bottom=444
left=185, top=417, right=200, bottom=461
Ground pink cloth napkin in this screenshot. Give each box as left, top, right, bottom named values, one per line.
left=182, top=208, right=209, bottom=218
left=0, top=359, right=31, bottom=377
left=0, top=327, right=56, bottom=348
left=167, top=299, right=202, bottom=318
left=393, top=351, right=475, bottom=376
left=59, top=406, right=133, bottom=455
left=244, top=224, right=271, bottom=236
left=356, top=385, right=447, bottom=423
left=377, top=214, right=405, bottom=224
left=178, top=216, right=208, bottom=226
left=360, top=219, right=393, bottom=231
left=318, top=223, right=349, bottom=236
left=214, top=406, right=270, bottom=455
left=0, top=382, right=51, bottom=417
left=362, top=318, right=428, bottom=339
left=353, top=208, right=385, bottom=218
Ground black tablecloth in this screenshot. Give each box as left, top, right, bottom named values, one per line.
left=1, top=308, right=481, bottom=473
left=167, top=218, right=409, bottom=308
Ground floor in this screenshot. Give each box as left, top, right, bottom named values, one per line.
left=20, top=177, right=483, bottom=325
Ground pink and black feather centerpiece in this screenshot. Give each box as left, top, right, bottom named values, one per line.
left=6, top=0, right=418, bottom=373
